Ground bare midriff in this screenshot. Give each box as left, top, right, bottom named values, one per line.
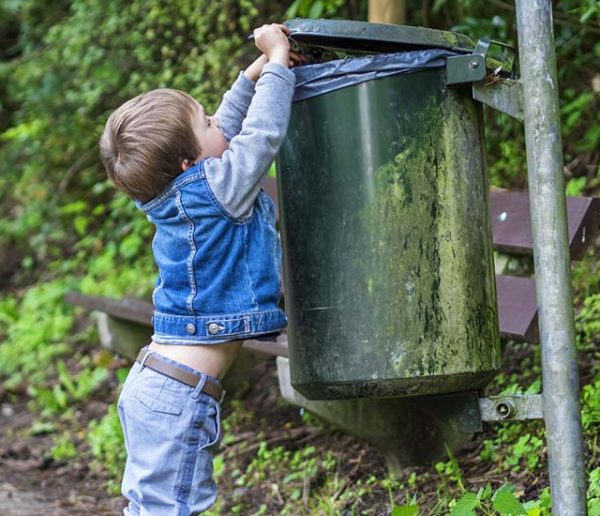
left=148, top=341, right=243, bottom=381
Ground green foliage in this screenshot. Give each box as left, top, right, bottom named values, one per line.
left=51, top=430, right=78, bottom=461
left=566, top=176, right=588, bottom=197
left=286, top=0, right=365, bottom=20
left=581, top=377, right=600, bottom=431
left=392, top=505, right=419, bottom=516
left=589, top=468, right=600, bottom=516
left=286, top=0, right=346, bottom=19
left=492, top=485, right=527, bottom=515
left=478, top=420, right=545, bottom=474
left=401, top=460, right=538, bottom=515
left=0, top=0, right=286, bottom=280
left=28, top=360, right=108, bottom=416
left=235, top=442, right=336, bottom=490
left=572, top=252, right=600, bottom=303
left=87, top=403, right=126, bottom=494
left=577, top=293, right=600, bottom=345
left=0, top=280, right=74, bottom=386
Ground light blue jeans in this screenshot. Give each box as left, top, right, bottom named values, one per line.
left=117, top=352, right=222, bottom=515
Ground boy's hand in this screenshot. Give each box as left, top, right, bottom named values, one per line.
left=253, top=24, right=291, bottom=67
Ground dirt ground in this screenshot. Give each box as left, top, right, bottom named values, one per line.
left=0, top=349, right=562, bottom=515
left=0, top=393, right=124, bottom=515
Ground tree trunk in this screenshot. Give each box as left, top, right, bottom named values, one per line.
left=368, top=0, right=406, bottom=24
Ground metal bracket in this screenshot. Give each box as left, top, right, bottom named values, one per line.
left=446, top=36, right=523, bottom=120
left=447, top=38, right=516, bottom=85
left=478, top=394, right=544, bottom=422
left=472, top=79, right=524, bottom=121
left=447, top=48, right=487, bottom=85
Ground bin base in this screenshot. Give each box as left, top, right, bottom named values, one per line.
left=291, top=369, right=499, bottom=400
left=278, top=357, right=483, bottom=470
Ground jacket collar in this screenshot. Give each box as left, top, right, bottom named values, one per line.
left=136, top=160, right=207, bottom=213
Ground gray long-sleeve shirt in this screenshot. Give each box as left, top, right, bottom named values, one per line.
left=205, top=63, right=296, bottom=220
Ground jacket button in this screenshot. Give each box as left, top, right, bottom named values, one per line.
left=186, top=323, right=196, bottom=334
left=208, top=323, right=220, bottom=335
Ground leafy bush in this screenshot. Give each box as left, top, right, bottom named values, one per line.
left=28, top=361, right=108, bottom=416
left=0, top=0, right=286, bottom=280
left=0, top=280, right=75, bottom=386
left=88, top=403, right=127, bottom=494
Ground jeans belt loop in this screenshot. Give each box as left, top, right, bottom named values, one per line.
left=140, top=349, right=152, bottom=368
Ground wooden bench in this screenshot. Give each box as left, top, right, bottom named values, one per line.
left=66, top=177, right=600, bottom=354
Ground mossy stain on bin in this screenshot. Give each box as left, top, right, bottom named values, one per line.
left=361, top=102, right=445, bottom=380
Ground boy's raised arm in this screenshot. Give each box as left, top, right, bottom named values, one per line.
left=214, top=55, right=268, bottom=141
left=204, top=61, right=295, bottom=219
left=204, top=24, right=296, bottom=220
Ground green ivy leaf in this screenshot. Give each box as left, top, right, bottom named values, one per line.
left=450, top=492, right=478, bottom=516
left=119, top=233, right=143, bottom=259
left=391, top=505, right=419, bottom=516
left=74, top=215, right=89, bottom=236
left=493, top=485, right=527, bottom=515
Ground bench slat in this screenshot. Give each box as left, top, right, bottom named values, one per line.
left=495, top=274, right=538, bottom=343
left=65, top=292, right=152, bottom=325
left=490, top=190, right=600, bottom=259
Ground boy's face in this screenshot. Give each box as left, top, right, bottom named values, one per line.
left=189, top=101, right=228, bottom=164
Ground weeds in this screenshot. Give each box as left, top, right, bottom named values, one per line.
left=51, top=431, right=78, bottom=461
left=0, top=281, right=74, bottom=388
left=87, top=403, right=126, bottom=495
left=28, top=361, right=108, bottom=416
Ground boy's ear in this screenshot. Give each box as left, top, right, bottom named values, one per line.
left=181, top=159, right=191, bottom=171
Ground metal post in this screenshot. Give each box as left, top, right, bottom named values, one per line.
left=514, top=1, right=587, bottom=513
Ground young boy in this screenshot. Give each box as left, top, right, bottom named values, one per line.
left=100, top=24, right=297, bottom=515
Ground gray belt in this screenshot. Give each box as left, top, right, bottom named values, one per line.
left=136, top=348, right=224, bottom=402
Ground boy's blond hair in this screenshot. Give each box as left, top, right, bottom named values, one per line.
left=100, top=88, right=201, bottom=202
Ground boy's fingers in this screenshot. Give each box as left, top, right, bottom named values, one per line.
left=290, top=51, right=307, bottom=66
left=276, top=24, right=291, bottom=36
left=254, top=23, right=290, bottom=36
left=253, top=24, right=269, bottom=36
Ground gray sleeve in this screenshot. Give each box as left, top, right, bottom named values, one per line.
left=214, top=72, right=256, bottom=142
left=204, top=63, right=296, bottom=220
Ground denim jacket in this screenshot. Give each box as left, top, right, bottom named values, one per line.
left=137, top=64, right=295, bottom=344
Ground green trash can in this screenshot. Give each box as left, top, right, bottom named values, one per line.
left=276, top=19, right=502, bottom=400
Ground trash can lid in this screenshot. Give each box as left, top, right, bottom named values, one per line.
left=286, top=18, right=475, bottom=54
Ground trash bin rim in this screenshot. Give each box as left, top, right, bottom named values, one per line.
left=286, top=18, right=475, bottom=55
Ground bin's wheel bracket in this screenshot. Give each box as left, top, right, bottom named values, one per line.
left=478, top=394, right=544, bottom=422
left=472, top=78, right=524, bottom=122
left=446, top=38, right=523, bottom=121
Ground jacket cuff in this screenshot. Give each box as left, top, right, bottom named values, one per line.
left=260, top=63, right=296, bottom=87
left=234, top=71, right=257, bottom=93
